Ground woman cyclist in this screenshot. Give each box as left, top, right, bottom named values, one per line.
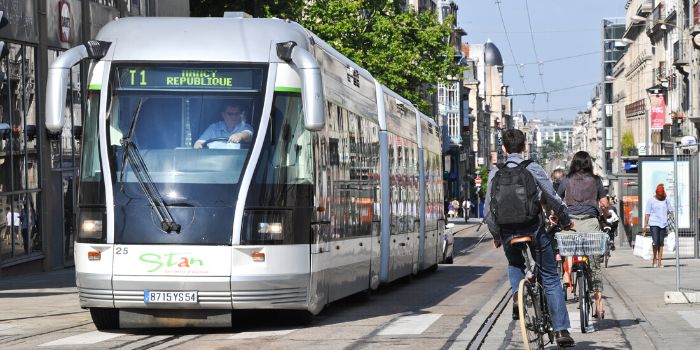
left=556, top=151, right=610, bottom=319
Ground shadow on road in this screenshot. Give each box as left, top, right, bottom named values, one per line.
left=0, top=268, right=76, bottom=291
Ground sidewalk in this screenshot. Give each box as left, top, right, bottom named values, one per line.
left=603, top=244, right=700, bottom=349
left=0, top=267, right=76, bottom=291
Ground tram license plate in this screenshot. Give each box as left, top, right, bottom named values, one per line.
left=144, top=291, right=198, bottom=303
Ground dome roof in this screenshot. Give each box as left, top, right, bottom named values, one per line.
left=484, top=39, right=503, bottom=66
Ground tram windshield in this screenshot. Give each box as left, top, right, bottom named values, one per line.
left=104, top=65, right=265, bottom=214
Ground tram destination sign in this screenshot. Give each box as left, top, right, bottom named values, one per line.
left=116, top=66, right=264, bottom=91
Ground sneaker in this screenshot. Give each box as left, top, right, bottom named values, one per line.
left=512, top=302, right=519, bottom=320
left=555, top=330, right=575, bottom=347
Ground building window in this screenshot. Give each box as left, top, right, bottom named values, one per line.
left=606, top=127, right=613, bottom=149
left=448, top=113, right=459, bottom=143
left=0, top=43, right=40, bottom=261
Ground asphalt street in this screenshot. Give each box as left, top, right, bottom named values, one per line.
left=1, top=219, right=699, bottom=349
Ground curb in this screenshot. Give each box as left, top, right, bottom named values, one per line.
left=664, top=291, right=700, bottom=304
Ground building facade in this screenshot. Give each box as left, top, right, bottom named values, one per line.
left=0, top=0, right=189, bottom=276
left=435, top=0, right=468, bottom=201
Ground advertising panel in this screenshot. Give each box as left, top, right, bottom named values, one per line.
left=649, top=94, right=666, bottom=130
left=639, top=159, right=690, bottom=229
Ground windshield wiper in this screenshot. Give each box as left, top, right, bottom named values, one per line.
left=119, top=98, right=181, bottom=233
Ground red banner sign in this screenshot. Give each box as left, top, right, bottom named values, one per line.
left=650, top=94, right=666, bottom=130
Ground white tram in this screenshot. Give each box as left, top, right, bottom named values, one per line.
left=45, top=16, right=446, bottom=329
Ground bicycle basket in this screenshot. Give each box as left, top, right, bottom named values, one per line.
left=555, top=232, right=607, bottom=256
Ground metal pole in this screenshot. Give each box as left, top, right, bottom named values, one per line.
left=674, top=144, right=680, bottom=291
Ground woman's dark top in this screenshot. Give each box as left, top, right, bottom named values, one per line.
left=557, top=173, right=606, bottom=217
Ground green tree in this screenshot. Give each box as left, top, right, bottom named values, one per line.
left=300, top=0, right=460, bottom=114
left=539, top=139, right=565, bottom=167
left=477, top=166, right=489, bottom=200
left=189, top=0, right=461, bottom=116
left=190, top=1, right=304, bottom=19
left=621, top=131, right=636, bottom=156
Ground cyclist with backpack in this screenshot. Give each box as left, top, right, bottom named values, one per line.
left=484, top=129, right=575, bottom=348
left=556, top=151, right=610, bottom=319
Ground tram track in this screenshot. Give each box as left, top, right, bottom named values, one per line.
left=4, top=321, right=94, bottom=346
left=448, top=221, right=514, bottom=350
left=466, top=288, right=511, bottom=350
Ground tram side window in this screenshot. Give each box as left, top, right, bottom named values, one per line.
left=79, top=89, right=105, bottom=205
left=246, top=92, right=314, bottom=207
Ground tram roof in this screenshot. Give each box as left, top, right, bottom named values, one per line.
left=96, top=17, right=311, bottom=62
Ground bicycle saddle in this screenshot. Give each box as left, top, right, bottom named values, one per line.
left=511, top=236, right=532, bottom=245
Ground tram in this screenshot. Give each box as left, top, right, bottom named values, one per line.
left=45, top=16, right=445, bottom=329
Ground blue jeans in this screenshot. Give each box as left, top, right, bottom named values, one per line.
left=650, top=226, right=667, bottom=246
left=503, top=227, right=571, bottom=331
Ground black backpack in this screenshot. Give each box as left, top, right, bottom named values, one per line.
left=490, top=160, right=541, bottom=226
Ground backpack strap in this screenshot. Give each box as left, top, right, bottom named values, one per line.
left=517, top=159, right=534, bottom=169
left=498, top=160, right=521, bottom=170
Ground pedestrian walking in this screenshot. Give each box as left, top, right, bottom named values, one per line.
left=551, top=167, right=565, bottom=193
left=4, top=206, right=21, bottom=244
left=18, top=205, right=33, bottom=255
left=463, top=199, right=472, bottom=221
left=557, top=151, right=610, bottom=319
left=643, top=184, right=672, bottom=268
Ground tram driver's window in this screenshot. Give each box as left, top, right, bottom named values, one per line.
left=193, top=99, right=255, bottom=150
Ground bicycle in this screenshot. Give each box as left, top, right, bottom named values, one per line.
left=555, top=231, right=607, bottom=333
left=516, top=224, right=573, bottom=350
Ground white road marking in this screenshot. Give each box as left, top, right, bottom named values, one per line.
left=678, top=310, right=700, bottom=329
left=228, top=329, right=297, bottom=339
left=116, top=335, right=170, bottom=350
left=147, top=335, right=199, bottom=350
left=39, top=331, right=123, bottom=347
left=378, top=313, right=442, bottom=335
left=0, top=323, right=15, bottom=331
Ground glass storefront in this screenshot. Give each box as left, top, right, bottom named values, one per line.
left=0, top=42, right=40, bottom=262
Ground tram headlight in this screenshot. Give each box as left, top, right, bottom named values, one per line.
left=78, top=210, right=106, bottom=242
left=242, top=210, right=292, bottom=245
left=258, top=222, right=283, bottom=235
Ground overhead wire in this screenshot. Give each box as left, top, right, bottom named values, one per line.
left=503, top=51, right=601, bottom=67
left=524, top=0, right=547, bottom=118
left=518, top=105, right=590, bottom=113
left=486, top=81, right=599, bottom=97
left=495, top=0, right=529, bottom=95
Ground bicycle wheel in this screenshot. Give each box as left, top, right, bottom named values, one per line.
left=578, top=273, right=590, bottom=333
left=518, top=279, right=543, bottom=350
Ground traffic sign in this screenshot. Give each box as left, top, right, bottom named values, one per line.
left=475, top=177, right=482, bottom=186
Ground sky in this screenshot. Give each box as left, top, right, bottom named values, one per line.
left=454, top=0, right=625, bottom=123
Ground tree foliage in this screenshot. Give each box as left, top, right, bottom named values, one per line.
left=621, top=131, right=636, bottom=156
left=299, top=0, right=460, bottom=114
left=539, top=139, right=565, bottom=167
left=189, top=0, right=461, bottom=116
left=190, top=0, right=304, bottom=19
left=476, top=166, right=489, bottom=200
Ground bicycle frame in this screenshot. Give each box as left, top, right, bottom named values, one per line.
left=518, top=238, right=556, bottom=346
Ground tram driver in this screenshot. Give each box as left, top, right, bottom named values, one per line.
left=194, top=103, right=254, bottom=149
